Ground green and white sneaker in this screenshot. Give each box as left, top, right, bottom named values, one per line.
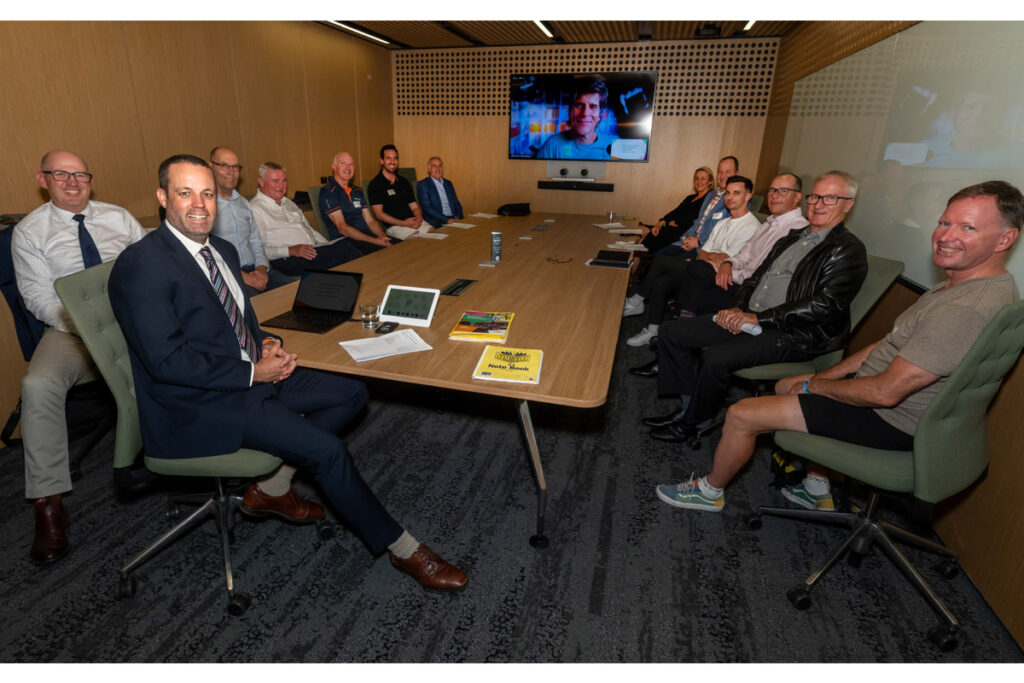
left=655, top=478, right=724, bottom=512
left=781, top=482, right=835, bottom=511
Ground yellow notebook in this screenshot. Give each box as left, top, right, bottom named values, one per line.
left=449, top=311, right=515, bottom=343
left=472, top=345, right=543, bottom=384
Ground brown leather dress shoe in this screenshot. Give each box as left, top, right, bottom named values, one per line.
left=389, top=544, right=468, bottom=590
left=31, top=495, right=70, bottom=565
left=240, top=485, right=325, bottom=524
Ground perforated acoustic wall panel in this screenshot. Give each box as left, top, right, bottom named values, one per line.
left=394, top=38, right=779, bottom=118
left=789, top=43, right=894, bottom=118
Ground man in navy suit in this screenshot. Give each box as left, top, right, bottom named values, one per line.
left=416, top=156, right=465, bottom=228
left=108, top=154, right=467, bottom=590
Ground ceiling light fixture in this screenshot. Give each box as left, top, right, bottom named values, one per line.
left=534, top=20, right=554, bottom=39
left=743, top=20, right=756, bottom=32
left=326, top=21, right=391, bottom=45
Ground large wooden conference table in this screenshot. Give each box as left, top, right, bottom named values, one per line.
left=251, top=212, right=631, bottom=546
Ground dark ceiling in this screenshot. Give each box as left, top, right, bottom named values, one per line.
left=322, top=20, right=804, bottom=49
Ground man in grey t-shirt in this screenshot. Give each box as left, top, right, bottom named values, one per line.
left=655, top=180, right=1022, bottom=514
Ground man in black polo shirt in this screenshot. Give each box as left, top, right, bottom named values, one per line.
left=367, top=145, right=426, bottom=241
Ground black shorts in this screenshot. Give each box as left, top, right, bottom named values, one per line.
left=797, top=394, right=914, bottom=451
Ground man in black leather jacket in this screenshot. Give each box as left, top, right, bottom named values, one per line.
left=643, top=171, right=868, bottom=444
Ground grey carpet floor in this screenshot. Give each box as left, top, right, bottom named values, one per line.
left=0, top=315, right=1021, bottom=662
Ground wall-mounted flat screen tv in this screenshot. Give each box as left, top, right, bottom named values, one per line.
left=509, top=72, right=658, bottom=162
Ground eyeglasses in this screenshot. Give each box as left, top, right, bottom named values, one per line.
left=767, top=187, right=798, bottom=196
left=42, top=170, right=93, bottom=183
left=211, top=161, right=242, bottom=172
left=805, top=193, right=853, bottom=206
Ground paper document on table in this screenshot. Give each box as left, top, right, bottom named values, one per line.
left=607, top=242, right=647, bottom=251
left=445, top=222, right=476, bottom=229
left=411, top=232, right=449, bottom=239
left=338, top=328, right=433, bottom=362
left=470, top=212, right=498, bottom=218
left=594, top=222, right=626, bottom=229
left=611, top=228, right=642, bottom=235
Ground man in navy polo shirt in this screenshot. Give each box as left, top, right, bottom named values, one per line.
left=367, top=144, right=425, bottom=241
left=318, top=152, right=394, bottom=256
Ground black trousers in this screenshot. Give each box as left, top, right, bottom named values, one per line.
left=242, top=368, right=403, bottom=554
left=638, top=251, right=697, bottom=325
left=673, top=259, right=738, bottom=315
left=656, top=315, right=816, bottom=426
left=270, top=240, right=364, bottom=276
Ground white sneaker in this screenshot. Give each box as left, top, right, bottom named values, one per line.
left=622, top=298, right=645, bottom=318
left=626, top=325, right=657, bottom=347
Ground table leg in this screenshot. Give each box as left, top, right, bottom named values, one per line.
left=516, top=399, right=549, bottom=548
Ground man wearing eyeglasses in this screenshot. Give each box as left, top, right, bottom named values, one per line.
left=643, top=171, right=868, bottom=445
left=209, top=146, right=293, bottom=297
left=11, top=150, right=145, bottom=565
left=629, top=173, right=808, bottom=376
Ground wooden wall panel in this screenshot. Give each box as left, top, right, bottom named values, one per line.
left=394, top=116, right=767, bottom=220
left=302, top=24, right=365, bottom=187
left=0, top=22, right=150, bottom=217
left=120, top=22, right=244, bottom=215
left=229, top=22, right=314, bottom=197
left=352, top=37, right=396, bottom=186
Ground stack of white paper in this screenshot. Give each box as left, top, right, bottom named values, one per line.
left=338, top=328, right=433, bottom=362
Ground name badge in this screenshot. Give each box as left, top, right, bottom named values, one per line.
left=353, top=199, right=362, bottom=208
left=712, top=211, right=725, bottom=219
left=387, top=189, right=396, bottom=196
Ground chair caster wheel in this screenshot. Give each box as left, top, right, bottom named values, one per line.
left=847, top=552, right=863, bottom=568
left=787, top=585, right=811, bottom=610
left=687, top=437, right=701, bottom=450
left=116, top=574, right=137, bottom=600
left=927, top=624, right=959, bottom=652
left=227, top=592, right=251, bottom=616
left=745, top=514, right=762, bottom=530
left=529, top=534, right=550, bottom=549
left=166, top=502, right=181, bottom=519
left=935, top=559, right=959, bottom=579
left=316, top=519, right=335, bottom=541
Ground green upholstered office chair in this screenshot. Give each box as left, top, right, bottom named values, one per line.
left=686, top=255, right=905, bottom=450
left=306, top=185, right=332, bottom=240
left=748, top=299, right=1024, bottom=651
left=54, top=261, right=288, bottom=616
left=397, top=167, right=419, bottom=203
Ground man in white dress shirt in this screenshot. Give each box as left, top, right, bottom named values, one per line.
left=12, top=150, right=145, bottom=565
left=209, top=146, right=293, bottom=297
left=249, top=162, right=362, bottom=275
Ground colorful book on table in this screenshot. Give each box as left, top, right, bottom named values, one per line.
left=472, top=346, right=543, bottom=384
left=448, top=311, right=515, bottom=343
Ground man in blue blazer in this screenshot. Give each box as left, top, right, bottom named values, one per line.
left=416, top=156, right=465, bottom=228
left=108, top=154, right=466, bottom=590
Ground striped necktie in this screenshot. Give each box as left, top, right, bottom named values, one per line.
left=72, top=214, right=102, bottom=268
left=198, top=246, right=259, bottom=361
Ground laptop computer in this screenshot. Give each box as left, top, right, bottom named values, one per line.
left=261, top=269, right=362, bottom=334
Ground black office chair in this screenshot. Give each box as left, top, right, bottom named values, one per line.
left=0, top=221, right=113, bottom=481
left=397, top=167, right=419, bottom=203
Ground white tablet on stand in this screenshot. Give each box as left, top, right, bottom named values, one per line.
left=378, top=284, right=441, bottom=328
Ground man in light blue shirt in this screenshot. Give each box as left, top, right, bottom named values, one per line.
left=417, top=156, right=465, bottom=228
left=210, top=146, right=293, bottom=297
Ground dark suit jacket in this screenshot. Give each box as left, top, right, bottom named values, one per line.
left=108, top=223, right=275, bottom=460
left=416, top=177, right=464, bottom=228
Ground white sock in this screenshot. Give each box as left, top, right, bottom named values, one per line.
left=388, top=530, right=420, bottom=559
left=803, top=473, right=831, bottom=496
left=648, top=323, right=659, bottom=334
left=697, top=476, right=723, bottom=499
left=256, top=464, right=295, bottom=497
